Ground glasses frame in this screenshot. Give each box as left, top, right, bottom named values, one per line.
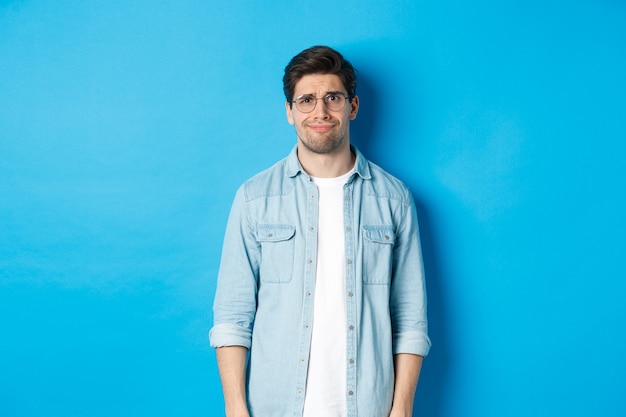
left=289, top=93, right=351, bottom=113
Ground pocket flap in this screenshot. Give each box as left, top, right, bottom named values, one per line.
left=362, top=225, right=395, bottom=244
left=256, top=224, right=296, bottom=242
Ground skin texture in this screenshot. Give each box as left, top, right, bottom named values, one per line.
left=286, top=73, right=359, bottom=178
left=216, top=346, right=250, bottom=417
left=389, top=353, right=424, bottom=417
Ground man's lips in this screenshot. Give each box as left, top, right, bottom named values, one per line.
left=306, top=123, right=335, bottom=132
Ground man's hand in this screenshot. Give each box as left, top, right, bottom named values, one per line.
left=389, top=407, right=412, bottom=417
left=224, top=405, right=250, bottom=417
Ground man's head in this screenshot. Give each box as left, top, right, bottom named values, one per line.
left=283, top=45, right=357, bottom=104
left=283, top=47, right=360, bottom=160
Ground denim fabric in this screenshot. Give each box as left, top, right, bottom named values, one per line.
left=210, top=145, right=430, bottom=417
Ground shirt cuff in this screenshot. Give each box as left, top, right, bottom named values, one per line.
left=393, top=331, right=431, bottom=357
left=209, top=323, right=253, bottom=349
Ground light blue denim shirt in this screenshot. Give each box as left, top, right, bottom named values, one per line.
left=210, top=145, right=430, bottom=417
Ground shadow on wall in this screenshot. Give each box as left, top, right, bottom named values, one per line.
left=351, top=71, right=450, bottom=417
left=350, top=74, right=377, bottom=159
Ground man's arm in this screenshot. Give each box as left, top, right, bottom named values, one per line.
left=389, top=353, right=424, bottom=417
left=216, top=346, right=250, bottom=417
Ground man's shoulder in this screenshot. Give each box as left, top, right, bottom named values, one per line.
left=365, top=159, right=412, bottom=203
left=238, top=156, right=293, bottom=201
left=245, top=156, right=289, bottom=183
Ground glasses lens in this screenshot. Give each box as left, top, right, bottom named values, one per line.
left=325, top=94, right=346, bottom=111
left=296, top=96, right=315, bottom=113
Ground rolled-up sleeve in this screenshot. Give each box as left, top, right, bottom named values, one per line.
left=390, top=191, right=431, bottom=357
left=209, top=323, right=253, bottom=349
left=209, top=185, right=260, bottom=349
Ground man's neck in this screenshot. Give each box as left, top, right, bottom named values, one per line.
left=297, top=143, right=355, bottom=178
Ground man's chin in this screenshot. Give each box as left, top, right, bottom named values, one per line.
left=299, top=138, right=345, bottom=155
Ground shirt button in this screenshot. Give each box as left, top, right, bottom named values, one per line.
left=349, top=358, right=354, bottom=364
left=298, top=389, right=302, bottom=395
left=345, top=196, right=350, bottom=201
left=304, top=324, right=309, bottom=329
left=268, top=233, right=273, bottom=238
left=348, top=390, right=354, bottom=396
left=307, top=259, right=312, bottom=264
left=349, top=325, right=354, bottom=330
left=348, top=292, right=353, bottom=297
left=346, top=226, right=351, bottom=232
left=384, top=235, right=390, bottom=240
left=306, top=291, right=311, bottom=297
left=346, top=259, right=352, bottom=265
left=309, top=226, right=314, bottom=231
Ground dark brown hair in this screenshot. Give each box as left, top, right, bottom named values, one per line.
left=283, top=45, right=357, bottom=104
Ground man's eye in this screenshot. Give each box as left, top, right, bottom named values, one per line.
left=327, top=94, right=339, bottom=101
left=298, top=97, right=313, bottom=104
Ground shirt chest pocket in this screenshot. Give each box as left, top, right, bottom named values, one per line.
left=362, top=225, right=395, bottom=285
left=256, top=224, right=296, bottom=283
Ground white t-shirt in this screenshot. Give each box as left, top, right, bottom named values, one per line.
left=302, top=171, right=352, bottom=417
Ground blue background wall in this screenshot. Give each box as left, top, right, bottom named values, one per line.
left=1, top=1, right=625, bottom=416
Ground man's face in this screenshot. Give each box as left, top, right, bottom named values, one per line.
left=286, top=73, right=359, bottom=155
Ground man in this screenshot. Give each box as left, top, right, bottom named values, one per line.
left=210, top=45, right=430, bottom=417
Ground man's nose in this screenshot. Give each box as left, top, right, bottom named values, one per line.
left=313, top=98, right=330, bottom=118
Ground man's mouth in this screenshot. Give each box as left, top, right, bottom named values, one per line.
left=307, top=123, right=335, bottom=132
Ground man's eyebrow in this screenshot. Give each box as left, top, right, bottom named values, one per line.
left=295, top=90, right=346, bottom=98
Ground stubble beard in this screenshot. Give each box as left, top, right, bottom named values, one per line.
left=297, top=127, right=348, bottom=155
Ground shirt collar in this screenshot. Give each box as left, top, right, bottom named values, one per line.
left=285, top=144, right=372, bottom=180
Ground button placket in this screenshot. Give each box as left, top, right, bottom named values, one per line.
left=294, top=179, right=319, bottom=413
left=343, top=182, right=358, bottom=413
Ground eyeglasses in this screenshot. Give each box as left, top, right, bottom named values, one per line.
left=289, top=93, right=350, bottom=113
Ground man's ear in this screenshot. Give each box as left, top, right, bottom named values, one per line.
left=286, top=101, right=295, bottom=125
left=349, top=95, right=359, bottom=120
